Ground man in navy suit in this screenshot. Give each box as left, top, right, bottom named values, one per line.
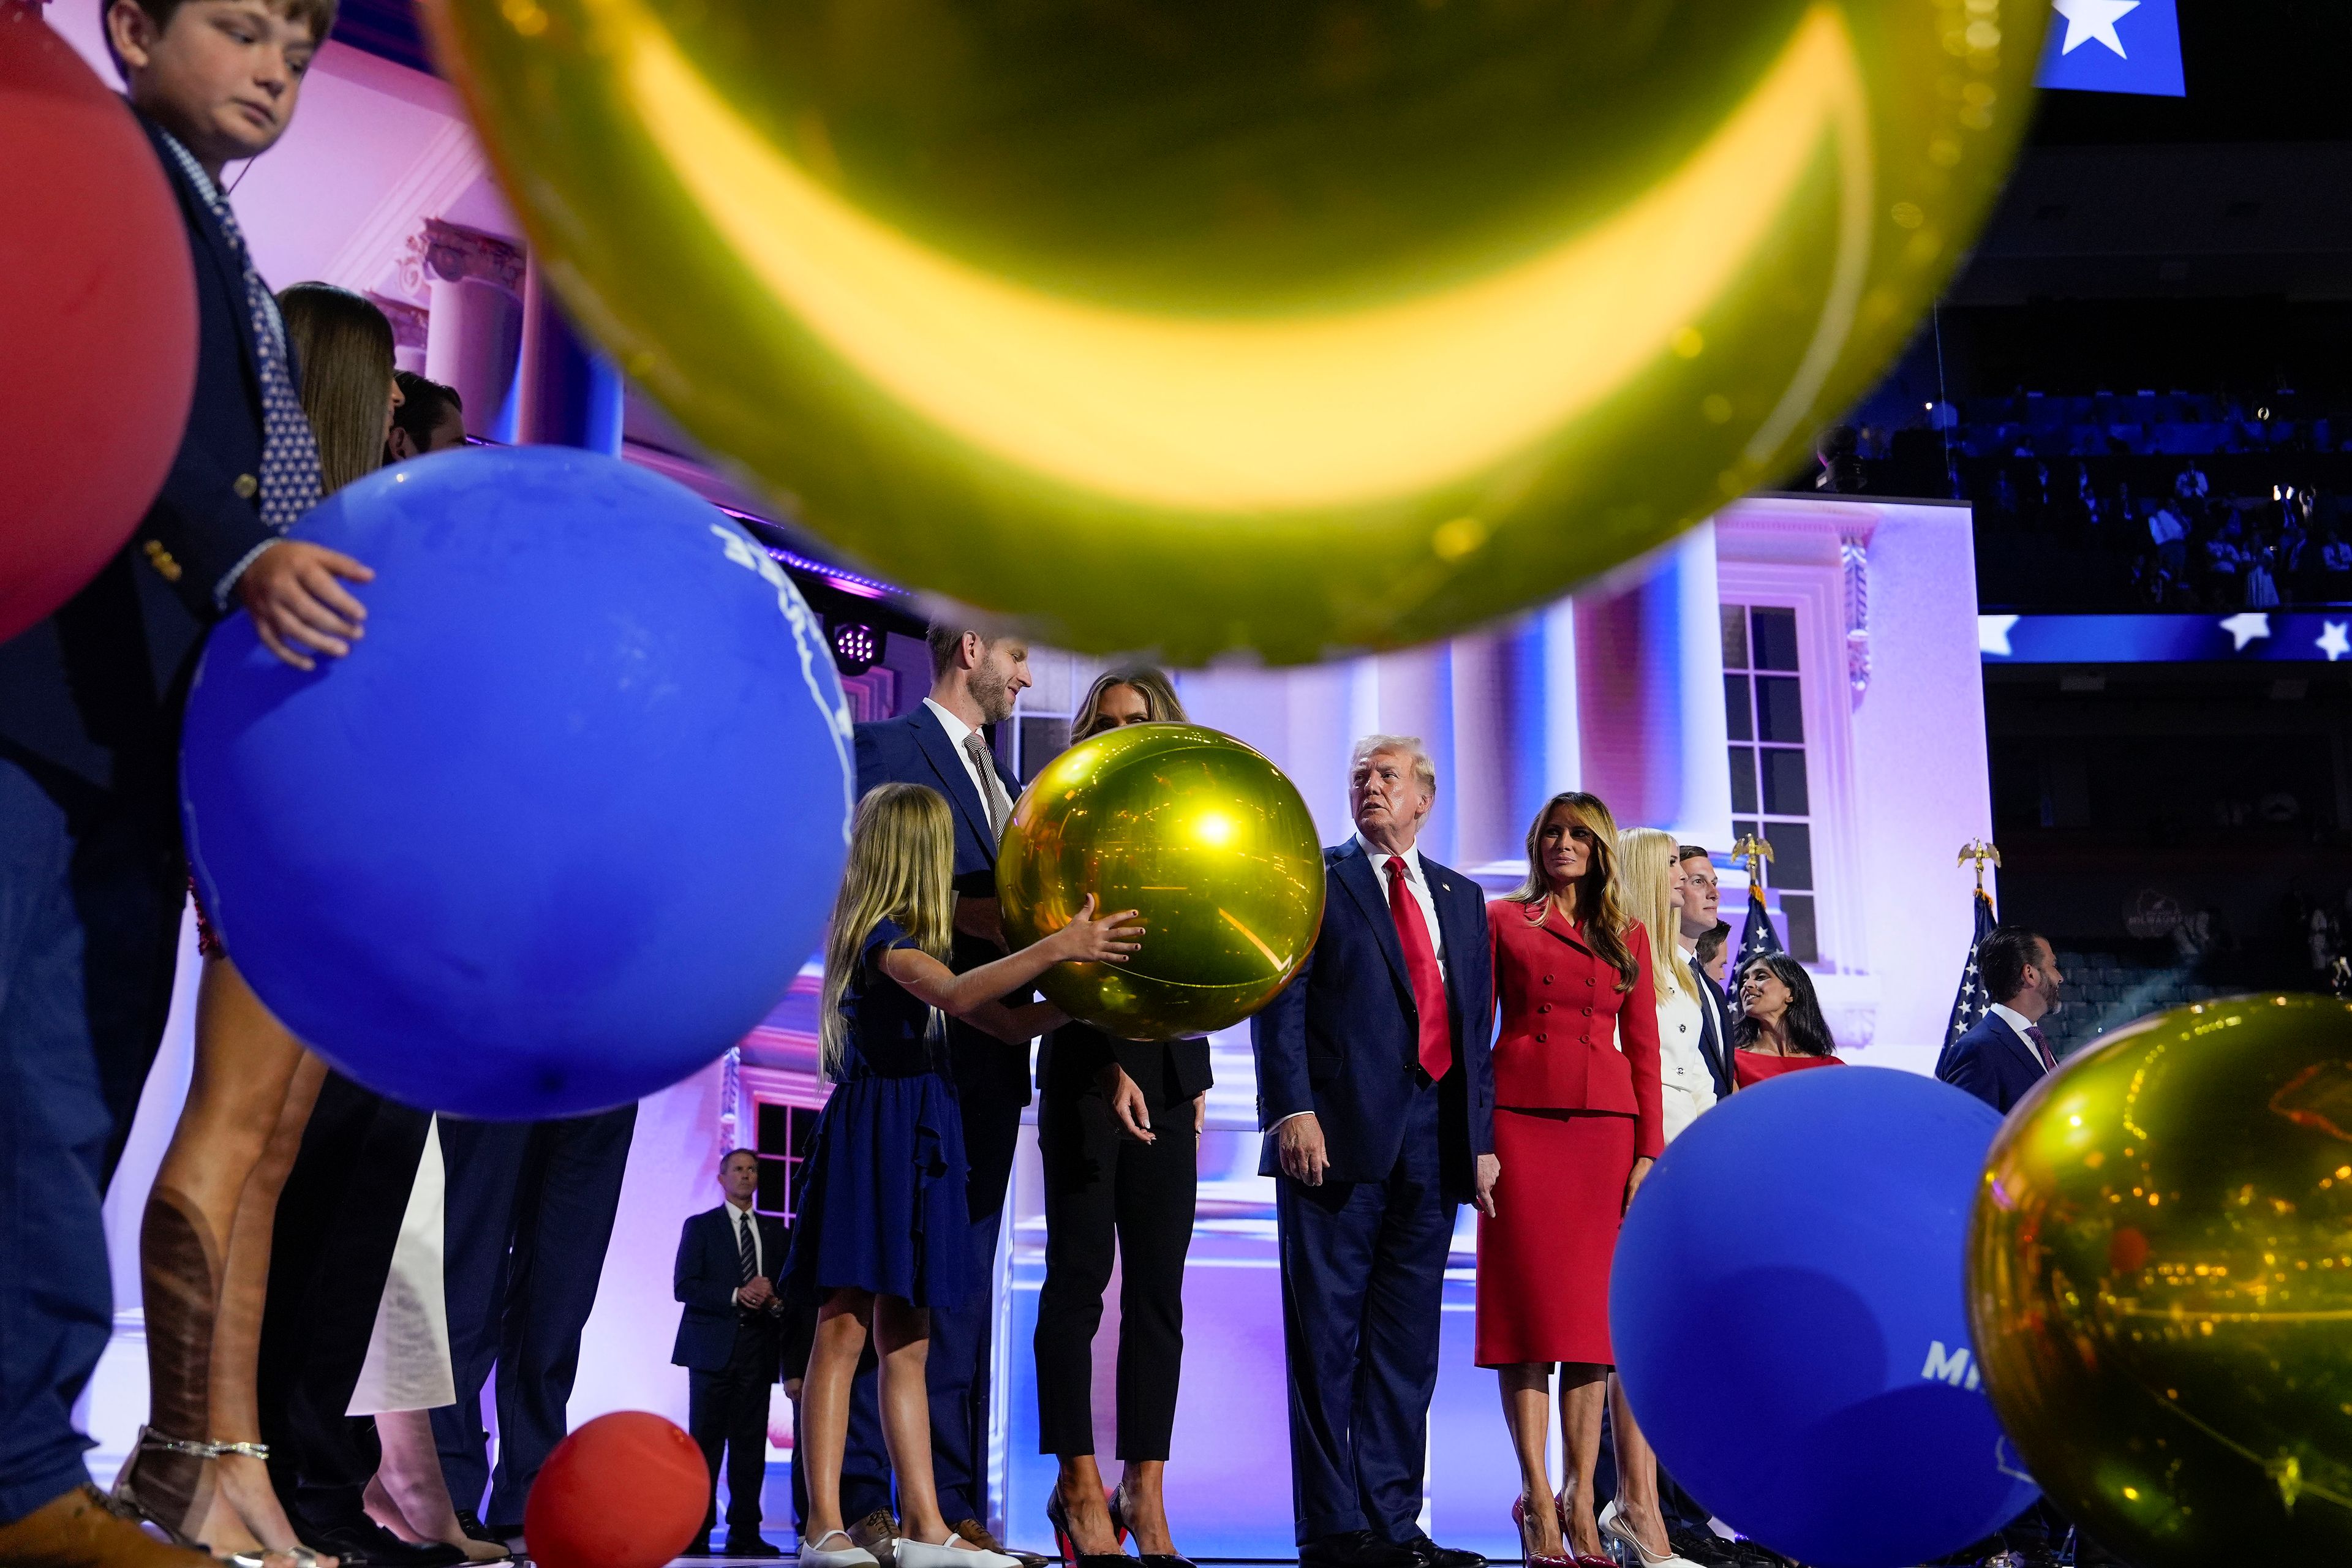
left=1253, top=737, right=1496, bottom=1568
left=675, top=1150, right=791, bottom=1558
left=1941, top=926, right=2067, bottom=1115
left=1675, top=846, right=1736, bottom=1102
left=848, top=621, right=1044, bottom=1564
left=0, top=4, right=371, bottom=1558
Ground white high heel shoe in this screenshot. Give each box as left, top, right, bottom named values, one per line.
left=898, top=1536, right=1021, bottom=1568
left=804, top=1529, right=883, bottom=1568
left=1596, top=1502, right=1705, bottom=1568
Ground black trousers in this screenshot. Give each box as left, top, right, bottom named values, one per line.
left=690, top=1320, right=778, bottom=1545
left=257, top=1072, right=434, bottom=1531
left=1033, top=1063, right=1197, bottom=1461
left=430, top=1105, right=638, bottom=1527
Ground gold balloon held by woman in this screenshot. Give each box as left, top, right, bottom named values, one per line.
left=997, top=725, right=1323, bottom=1041
left=1968, top=994, right=2352, bottom=1567
left=422, top=0, right=2045, bottom=664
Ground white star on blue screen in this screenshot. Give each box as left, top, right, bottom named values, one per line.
left=2319, top=622, right=2351, bottom=663
left=2054, top=0, right=2141, bottom=57
left=2219, top=612, right=2272, bottom=651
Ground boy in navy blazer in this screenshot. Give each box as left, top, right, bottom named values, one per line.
left=0, top=0, right=364, bottom=1557
left=1252, top=737, right=1494, bottom=1568
left=1940, top=925, right=2067, bottom=1115
left=846, top=621, right=1044, bottom=1562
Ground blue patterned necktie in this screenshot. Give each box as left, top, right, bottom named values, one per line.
left=154, top=132, right=323, bottom=536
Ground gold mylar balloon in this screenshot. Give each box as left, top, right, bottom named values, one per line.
left=997, top=723, right=1323, bottom=1041
left=1967, top=995, right=2352, bottom=1567
left=421, top=0, right=2045, bottom=665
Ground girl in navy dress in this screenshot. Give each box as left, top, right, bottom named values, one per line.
left=791, top=783, right=1143, bottom=1568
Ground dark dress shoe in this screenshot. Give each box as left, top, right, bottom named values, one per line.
left=679, top=1537, right=714, bottom=1558
left=1300, top=1531, right=1415, bottom=1568
left=452, top=1512, right=510, bottom=1552
left=302, top=1520, right=468, bottom=1568
left=723, top=1537, right=784, bottom=1558
left=1396, top=1537, right=1483, bottom=1568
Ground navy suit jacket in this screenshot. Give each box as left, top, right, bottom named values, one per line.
left=0, top=107, right=281, bottom=795
left=1251, top=840, right=1496, bottom=1204
left=853, top=701, right=1031, bottom=1107
left=672, top=1204, right=789, bottom=1375
left=1685, top=952, right=1736, bottom=1101
left=1940, top=1012, right=2048, bottom=1115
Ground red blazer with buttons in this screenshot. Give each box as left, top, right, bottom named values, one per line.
left=1487, top=899, right=1665, bottom=1159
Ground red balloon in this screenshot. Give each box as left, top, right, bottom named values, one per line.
left=0, top=6, right=197, bottom=643
left=524, top=1412, right=710, bottom=1568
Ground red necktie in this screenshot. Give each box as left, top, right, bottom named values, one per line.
left=1385, top=856, right=1452, bottom=1082
left=2026, top=1024, right=2056, bottom=1071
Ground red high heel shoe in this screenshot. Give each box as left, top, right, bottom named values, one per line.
left=1551, top=1495, right=1616, bottom=1568
left=1510, top=1495, right=1573, bottom=1568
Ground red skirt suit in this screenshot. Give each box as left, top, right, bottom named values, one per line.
left=1474, top=902, right=1663, bottom=1367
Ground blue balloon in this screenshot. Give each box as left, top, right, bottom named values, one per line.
left=1608, top=1067, right=2038, bottom=1568
left=182, top=446, right=854, bottom=1118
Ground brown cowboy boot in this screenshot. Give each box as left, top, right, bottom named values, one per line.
left=0, top=1485, right=215, bottom=1568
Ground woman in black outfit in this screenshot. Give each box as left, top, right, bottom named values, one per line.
left=1036, top=668, right=1208, bottom=1568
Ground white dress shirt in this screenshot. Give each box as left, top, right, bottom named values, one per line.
left=726, top=1199, right=763, bottom=1280
left=1272, top=836, right=1447, bottom=1133
left=1653, top=969, right=1719, bottom=1143
left=1989, top=1002, right=2050, bottom=1071
left=924, top=698, right=1011, bottom=824
left=1355, top=832, right=1447, bottom=982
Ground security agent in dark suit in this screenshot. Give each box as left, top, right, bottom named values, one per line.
left=1252, top=738, right=1495, bottom=1568
left=674, top=1151, right=791, bottom=1558
left=1941, top=926, right=2067, bottom=1115
left=848, top=622, right=1045, bottom=1562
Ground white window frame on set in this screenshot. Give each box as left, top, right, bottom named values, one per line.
left=1714, top=510, right=1872, bottom=991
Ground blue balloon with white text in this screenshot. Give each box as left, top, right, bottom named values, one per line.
left=181, top=445, right=853, bottom=1118
left=1609, top=1066, right=2038, bottom=1568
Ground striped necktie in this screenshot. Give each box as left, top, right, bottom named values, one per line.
left=154, top=131, right=323, bottom=540
left=735, top=1208, right=757, bottom=1284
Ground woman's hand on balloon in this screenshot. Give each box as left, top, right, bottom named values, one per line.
left=238, top=540, right=375, bottom=671
left=1050, top=894, right=1144, bottom=964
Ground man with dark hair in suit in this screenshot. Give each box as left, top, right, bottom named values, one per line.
left=1253, top=736, right=1495, bottom=1568
left=1942, top=926, right=2067, bottom=1114
left=846, top=620, right=1046, bottom=1567
left=675, top=1150, right=790, bottom=1558
left=1674, top=847, right=1736, bottom=1103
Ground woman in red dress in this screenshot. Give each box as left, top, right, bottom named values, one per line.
left=1476, top=792, right=1663, bottom=1568
left=1730, top=952, right=1844, bottom=1088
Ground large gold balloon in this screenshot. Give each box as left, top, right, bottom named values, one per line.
left=997, top=723, right=1323, bottom=1040
left=1967, top=995, right=2352, bottom=1567
left=421, top=0, right=2044, bottom=665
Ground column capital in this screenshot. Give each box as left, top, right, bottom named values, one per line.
left=401, top=217, right=524, bottom=296
left=368, top=292, right=429, bottom=355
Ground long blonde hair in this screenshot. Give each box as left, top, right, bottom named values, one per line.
left=278, top=283, right=394, bottom=494
left=1616, top=827, right=1682, bottom=1005
left=1072, top=666, right=1188, bottom=743
left=819, top=783, right=955, bottom=1079
left=1504, top=791, right=1637, bottom=992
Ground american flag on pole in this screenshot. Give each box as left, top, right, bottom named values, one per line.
left=1935, top=889, right=2000, bottom=1079
left=1736, top=878, right=1783, bottom=970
